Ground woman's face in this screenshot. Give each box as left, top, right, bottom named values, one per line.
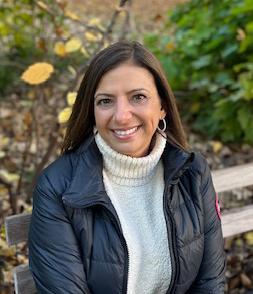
left=94, top=62, right=166, bottom=157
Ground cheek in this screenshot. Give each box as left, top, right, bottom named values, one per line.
left=94, top=109, right=109, bottom=129
left=94, top=108, right=102, bottom=129
left=94, top=108, right=99, bottom=124
left=145, top=107, right=163, bottom=126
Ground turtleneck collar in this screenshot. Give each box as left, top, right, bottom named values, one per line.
left=95, top=132, right=166, bottom=186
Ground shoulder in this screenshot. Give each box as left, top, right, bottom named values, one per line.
left=37, top=139, right=98, bottom=195
left=189, top=151, right=210, bottom=175
left=187, top=151, right=215, bottom=196
left=179, top=151, right=212, bottom=190
left=36, top=152, right=79, bottom=197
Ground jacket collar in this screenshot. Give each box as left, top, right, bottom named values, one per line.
left=62, top=136, right=108, bottom=208
left=62, top=135, right=193, bottom=209
left=162, top=141, right=193, bottom=184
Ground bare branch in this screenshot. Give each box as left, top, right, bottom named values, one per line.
left=16, top=124, right=33, bottom=196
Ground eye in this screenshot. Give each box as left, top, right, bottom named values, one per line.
left=96, top=97, right=113, bottom=107
left=132, top=94, right=147, bottom=103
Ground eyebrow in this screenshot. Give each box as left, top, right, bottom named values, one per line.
left=94, top=88, right=149, bottom=98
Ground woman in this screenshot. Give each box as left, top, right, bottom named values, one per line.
left=29, top=41, right=226, bottom=294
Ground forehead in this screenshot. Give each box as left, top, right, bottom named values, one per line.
left=95, top=63, right=157, bottom=93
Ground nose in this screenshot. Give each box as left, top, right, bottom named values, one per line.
left=113, top=98, right=132, bottom=124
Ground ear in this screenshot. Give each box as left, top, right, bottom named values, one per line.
left=160, top=107, right=166, bottom=119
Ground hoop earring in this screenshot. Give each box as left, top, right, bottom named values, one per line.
left=158, top=118, right=166, bottom=132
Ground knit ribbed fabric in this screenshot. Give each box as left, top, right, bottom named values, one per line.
left=95, top=132, right=167, bottom=186
left=95, top=132, right=172, bottom=294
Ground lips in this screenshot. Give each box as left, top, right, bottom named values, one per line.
left=113, top=126, right=139, bottom=137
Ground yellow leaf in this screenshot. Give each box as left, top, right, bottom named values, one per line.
left=65, top=10, right=80, bottom=21
left=58, top=107, right=72, bottom=124
left=67, top=92, right=77, bottom=106
left=88, top=17, right=101, bottom=27
left=1, top=247, right=15, bottom=257
left=68, top=65, right=77, bottom=77
left=37, top=1, right=48, bottom=10
left=0, top=170, right=19, bottom=182
left=245, top=232, right=253, bottom=246
left=54, top=41, right=66, bottom=57
left=65, top=37, right=82, bottom=53
left=21, top=62, right=54, bottom=85
left=235, top=238, right=244, bottom=247
left=62, top=29, right=71, bottom=39
left=80, top=46, right=89, bottom=57
left=88, top=18, right=104, bottom=30
left=25, top=206, right=33, bottom=213
left=166, top=42, right=176, bottom=52
left=0, top=225, right=6, bottom=240
left=0, top=135, right=9, bottom=148
left=102, top=41, right=110, bottom=50
left=210, top=141, right=223, bottom=153
left=85, top=31, right=100, bottom=42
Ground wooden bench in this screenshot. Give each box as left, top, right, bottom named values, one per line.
left=5, top=213, right=34, bottom=294
left=4, top=162, right=253, bottom=294
left=212, top=162, right=253, bottom=238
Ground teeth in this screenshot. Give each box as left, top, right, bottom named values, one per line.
left=114, top=127, right=138, bottom=136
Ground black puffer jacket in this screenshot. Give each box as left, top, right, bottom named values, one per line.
left=29, top=136, right=226, bottom=294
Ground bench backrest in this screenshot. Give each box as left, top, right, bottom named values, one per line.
left=5, top=213, right=36, bottom=294
left=212, top=162, right=253, bottom=238
left=5, top=162, right=253, bottom=294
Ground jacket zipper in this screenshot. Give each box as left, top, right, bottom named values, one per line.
left=65, top=153, right=193, bottom=294
left=164, top=153, right=193, bottom=293
left=163, top=183, right=178, bottom=294
left=105, top=208, right=129, bottom=294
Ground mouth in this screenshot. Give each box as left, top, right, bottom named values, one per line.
left=112, top=126, right=139, bottom=138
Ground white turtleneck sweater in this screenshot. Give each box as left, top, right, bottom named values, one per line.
left=95, top=132, right=172, bottom=294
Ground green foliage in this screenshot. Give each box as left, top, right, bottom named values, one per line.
left=144, top=0, right=253, bottom=144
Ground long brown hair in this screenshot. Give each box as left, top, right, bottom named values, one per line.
left=62, top=41, right=188, bottom=153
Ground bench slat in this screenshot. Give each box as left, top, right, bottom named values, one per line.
left=5, top=213, right=31, bottom=246
left=13, top=264, right=37, bottom=294
left=221, top=204, right=253, bottom=238
left=212, top=162, right=253, bottom=193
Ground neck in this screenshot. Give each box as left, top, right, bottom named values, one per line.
left=95, top=132, right=167, bottom=186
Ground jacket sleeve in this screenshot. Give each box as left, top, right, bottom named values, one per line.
left=188, top=156, right=226, bottom=294
left=28, top=172, right=91, bottom=294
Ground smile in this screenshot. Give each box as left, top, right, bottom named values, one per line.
left=113, top=127, right=139, bottom=137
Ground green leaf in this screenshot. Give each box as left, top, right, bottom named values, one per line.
left=192, top=55, right=212, bottom=69
left=228, top=90, right=244, bottom=102
left=244, top=120, right=253, bottom=142
left=215, top=72, right=234, bottom=87
left=237, top=107, right=251, bottom=130
left=221, top=44, right=238, bottom=58
left=246, top=21, right=253, bottom=32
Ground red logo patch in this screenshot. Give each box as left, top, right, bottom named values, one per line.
left=215, top=193, right=221, bottom=219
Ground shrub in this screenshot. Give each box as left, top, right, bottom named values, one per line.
left=144, top=0, right=253, bottom=143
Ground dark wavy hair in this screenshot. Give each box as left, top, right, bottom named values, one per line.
left=62, top=41, right=188, bottom=153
